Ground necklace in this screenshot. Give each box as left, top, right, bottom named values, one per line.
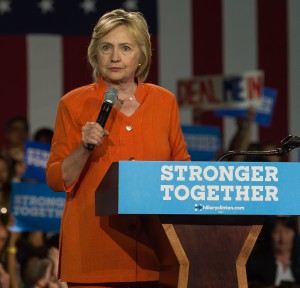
left=118, top=95, right=134, bottom=104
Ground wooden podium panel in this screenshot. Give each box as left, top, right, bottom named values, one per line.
left=139, top=215, right=264, bottom=288
left=95, top=162, right=269, bottom=287
left=163, top=217, right=263, bottom=288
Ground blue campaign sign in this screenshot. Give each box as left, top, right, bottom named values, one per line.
left=181, top=125, right=221, bottom=161
left=114, top=161, right=300, bottom=216
left=255, top=87, right=277, bottom=127
left=10, top=183, right=65, bottom=232
left=214, top=87, right=277, bottom=127
left=23, top=140, right=51, bottom=182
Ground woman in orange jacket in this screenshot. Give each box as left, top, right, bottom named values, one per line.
left=46, top=9, right=190, bottom=288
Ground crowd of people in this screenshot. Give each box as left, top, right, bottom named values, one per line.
left=0, top=115, right=65, bottom=288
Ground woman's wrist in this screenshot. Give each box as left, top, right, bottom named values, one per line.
left=82, top=142, right=93, bottom=152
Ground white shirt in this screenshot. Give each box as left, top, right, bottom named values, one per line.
left=275, top=260, right=295, bottom=286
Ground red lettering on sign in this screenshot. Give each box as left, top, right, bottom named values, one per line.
left=199, top=79, right=219, bottom=104
left=177, top=79, right=220, bottom=107
left=247, top=76, right=263, bottom=99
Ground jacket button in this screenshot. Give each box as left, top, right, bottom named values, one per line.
left=126, top=125, right=133, bottom=131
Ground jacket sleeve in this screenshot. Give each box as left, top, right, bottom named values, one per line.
left=169, top=97, right=191, bottom=161
left=46, top=98, right=81, bottom=192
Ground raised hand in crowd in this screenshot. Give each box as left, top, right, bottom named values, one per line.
left=228, top=107, right=256, bottom=161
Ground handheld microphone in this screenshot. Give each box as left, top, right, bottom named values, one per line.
left=86, top=87, right=118, bottom=151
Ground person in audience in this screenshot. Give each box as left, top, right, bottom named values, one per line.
left=247, top=216, right=300, bottom=288
left=228, top=107, right=256, bottom=161
left=1, top=116, right=29, bottom=182
left=0, top=156, right=13, bottom=214
left=6, top=230, right=61, bottom=288
left=1, top=116, right=29, bottom=163
left=23, top=257, right=55, bottom=288
left=33, top=128, right=54, bottom=144
left=0, top=221, right=9, bottom=265
left=0, top=262, right=10, bottom=288
left=22, top=247, right=67, bottom=288
left=6, top=231, right=22, bottom=288
left=31, top=127, right=59, bottom=262
left=0, top=221, right=11, bottom=288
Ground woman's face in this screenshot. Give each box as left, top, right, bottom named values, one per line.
left=271, top=222, right=295, bottom=253
left=97, top=25, right=140, bottom=85
left=6, top=120, right=28, bottom=147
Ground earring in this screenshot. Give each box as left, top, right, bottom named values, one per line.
left=138, top=63, right=142, bottom=67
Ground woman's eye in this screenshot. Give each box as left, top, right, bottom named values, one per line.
left=101, top=45, right=111, bottom=51
left=122, top=46, right=131, bottom=52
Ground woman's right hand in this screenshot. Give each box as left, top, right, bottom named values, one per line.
left=81, top=122, right=109, bottom=149
left=62, top=122, right=109, bottom=188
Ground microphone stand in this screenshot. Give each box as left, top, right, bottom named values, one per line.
left=217, top=135, right=298, bottom=161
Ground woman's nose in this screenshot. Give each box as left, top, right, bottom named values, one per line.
left=111, top=47, right=120, bottom=62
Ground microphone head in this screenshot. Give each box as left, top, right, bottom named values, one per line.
left=104, top=87, right=118, bottom=104
left=281, top=135, right=300, bottom=150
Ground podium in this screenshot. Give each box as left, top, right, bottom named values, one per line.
left=95, top=161, right=300, bottom=288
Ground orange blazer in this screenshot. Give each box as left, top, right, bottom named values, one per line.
left=46, top=77, right=191, bottom=283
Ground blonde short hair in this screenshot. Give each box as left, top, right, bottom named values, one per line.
left=88, top=9, right=152, bottom=82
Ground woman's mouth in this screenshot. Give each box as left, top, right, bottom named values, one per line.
left=109, top=67, right=122, bottom=72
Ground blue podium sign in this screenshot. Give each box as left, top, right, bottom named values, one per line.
left=104, top=161, right=300, bottom=215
